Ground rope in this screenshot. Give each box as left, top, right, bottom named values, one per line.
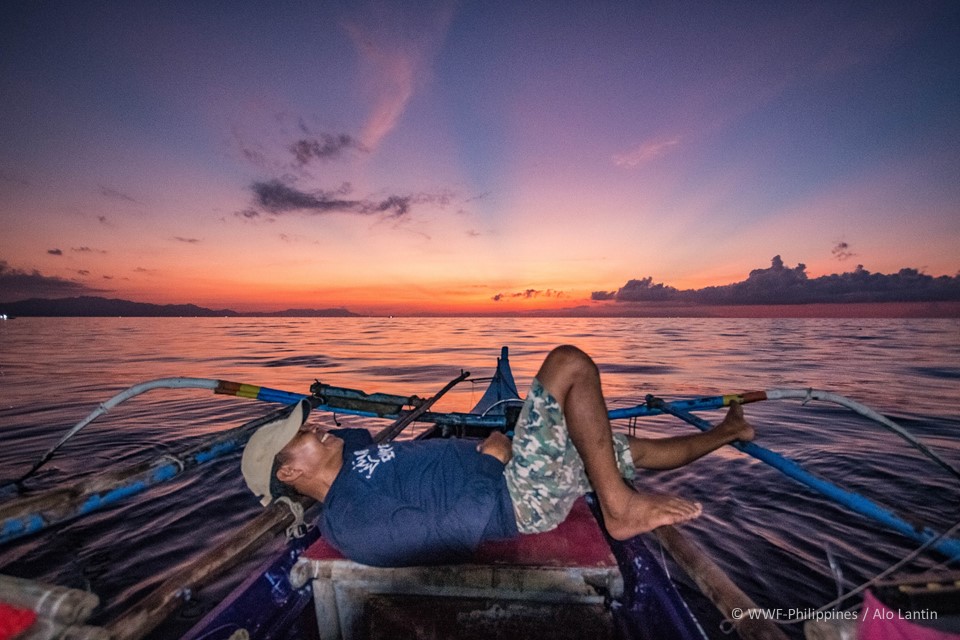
left=155, top=454, right=185, bottom=474
left=274, top=497, right=306, bottom=539
left=479, top=398, right=525, bottom=417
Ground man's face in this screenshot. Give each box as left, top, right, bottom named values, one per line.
left=279, top=423, right=344, bottom=469
left=273, top=422, right=345, bottom=500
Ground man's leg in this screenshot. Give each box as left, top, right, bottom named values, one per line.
left=627, top=402, right=755, bottom=470
left=534, top=345, right=702, bottom=540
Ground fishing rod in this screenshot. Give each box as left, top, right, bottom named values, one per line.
left=646, top=396, right=960, bottom=561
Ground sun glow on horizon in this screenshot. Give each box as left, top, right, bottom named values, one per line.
left=1, top=2, right=957, bottom=315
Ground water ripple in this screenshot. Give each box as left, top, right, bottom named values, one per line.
left=0, top=317, right=956, bottom=640
left=911, top=366, right=960, bottom=380
left=262, top=354, right=335, bottom=368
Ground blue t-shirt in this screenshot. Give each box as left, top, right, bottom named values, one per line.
left=320, top=436, right=519, bottom=567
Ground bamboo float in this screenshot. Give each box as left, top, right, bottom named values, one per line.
left=0, top=574, right=108, bottom=640
left=17, top=618, right=110, bottom=640
left=653, top=525, right=791, bottom=640
left=0, top=574, right=99, bottom=624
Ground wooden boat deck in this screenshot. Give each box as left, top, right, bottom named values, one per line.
left=290, top=497, right=624, bottom=639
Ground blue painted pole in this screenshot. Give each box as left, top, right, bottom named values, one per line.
left=647, top=397, right=960, bottom=561
left=609, top=395, right=729, bottom=420
left=0, top=403, right=299, bottom=545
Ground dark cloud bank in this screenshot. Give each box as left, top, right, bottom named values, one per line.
left=0, top=260, right=106, bottom=301
left=237, top=127, right=451, bottom=222
left=492, top=289, right=564, bottom=302
left=245, top=179, right=413, bottom=219
left=240, top=179, right=450, bottom=221
left=0, top=297, right=359, bottom=318
left=593, top=256, right=960, bottom=305
left=290, top=133, right=364, bottom=165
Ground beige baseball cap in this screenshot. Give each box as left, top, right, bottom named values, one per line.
left=241, top=398, right=311, bottom=506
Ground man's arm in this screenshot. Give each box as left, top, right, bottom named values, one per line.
left=477, top=430, right=512, bottom=463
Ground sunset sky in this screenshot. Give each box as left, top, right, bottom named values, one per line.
left=1, top=1, right=958, bottom=314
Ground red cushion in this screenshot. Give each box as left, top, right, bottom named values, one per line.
left=304, top=535, right=346, bottom=561
left=474, top=497, right=615, bottom=567
left=304, top=497, right=615, bottom=568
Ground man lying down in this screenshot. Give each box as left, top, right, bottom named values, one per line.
left=241, top=345, right=754, bottom=567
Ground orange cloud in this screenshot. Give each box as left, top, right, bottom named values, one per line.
left=342, top=4, right=453, bottom=150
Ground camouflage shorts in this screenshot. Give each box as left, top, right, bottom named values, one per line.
left=504, top=378, right=635, bottom=534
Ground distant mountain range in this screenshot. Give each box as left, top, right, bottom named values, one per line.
left=0, top=297, right=361, bottom=317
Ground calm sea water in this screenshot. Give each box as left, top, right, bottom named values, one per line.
left=0, top=317, right=958, bottom=639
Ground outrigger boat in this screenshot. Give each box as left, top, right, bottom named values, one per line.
left=0, top=347, right=957, bottom=639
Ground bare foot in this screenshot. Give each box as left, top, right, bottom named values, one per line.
left=716, top=400, right=755, bottom=442
left=601, top=490, right=703, bottom=540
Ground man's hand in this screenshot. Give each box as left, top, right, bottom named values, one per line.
left=477, top=430, right=513, bottom=464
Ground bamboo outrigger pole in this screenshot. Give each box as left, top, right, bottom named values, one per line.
left=1, top=373, right=472, bottom=545
left=646, top=396, right=960, bottom=561
left=5, top=378, right=309, bottom=489
left=0, top=403, right=299, bottom=545
left=8, top=374, right=459, bottom=489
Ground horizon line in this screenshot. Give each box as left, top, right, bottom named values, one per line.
left=2, top=296, right=959, bottom=319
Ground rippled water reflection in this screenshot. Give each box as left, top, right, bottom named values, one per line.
left=0, top=317, right=957, bottom=638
